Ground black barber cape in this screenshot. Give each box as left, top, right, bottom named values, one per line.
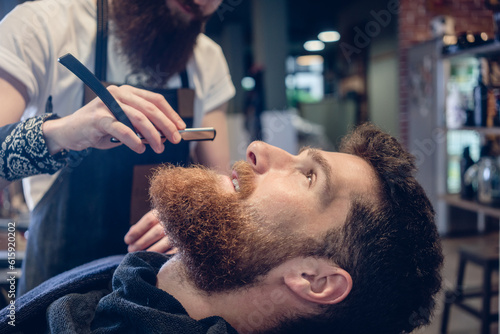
left=0, top=252, right=237, bottom=333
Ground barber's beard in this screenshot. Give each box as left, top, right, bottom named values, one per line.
left=149, top=163, right=318, bottom=293
left=111, top=0, right=207, bottom=86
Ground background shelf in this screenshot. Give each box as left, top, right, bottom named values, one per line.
left=443, top=40, right=500, bottom=59
left=454, top=127, right=500, bottom=136
left=441, top=194, right=500, bottom=218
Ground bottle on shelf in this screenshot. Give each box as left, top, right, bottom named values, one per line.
left=487, top=83, right=498, bottom=127
left=446, top=84, right=466, bottom=128
left=460, top=146, right=475, bottom=199
left=494, top=88, right=500, bottom=126
left=473, top=61, right=488, bottom=127
left=464, top=141, right=500, bottom=206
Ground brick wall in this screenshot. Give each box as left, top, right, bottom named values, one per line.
left=399, top=0, right=494, bottom=146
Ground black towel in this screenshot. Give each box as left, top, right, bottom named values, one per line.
left=0, top=254, right=122, bottom=334
left=0, top=252, right=237, bottom=334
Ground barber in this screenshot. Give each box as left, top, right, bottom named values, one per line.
left=0, top=0, right=234, bottom=294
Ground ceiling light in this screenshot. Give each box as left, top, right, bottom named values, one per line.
left=442, top=35, right=457, bottom=45
left=318, top=30, right=340, bottom=42
left=303, top=40, right=325, bottom=52
left=296, top=55, right=324, bottom=67
left=466, top=33, right=475, bottom=43
left=241, top=76, right=255, bottom=91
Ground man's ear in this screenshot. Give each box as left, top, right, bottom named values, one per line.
left=283, top=258, right=352, bottom=305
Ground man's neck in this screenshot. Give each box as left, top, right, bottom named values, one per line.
left=155, top=255, right=293, bottom=333
left=156, top=256, right=215, bottom=319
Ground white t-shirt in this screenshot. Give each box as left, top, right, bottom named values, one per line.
left=0, top=0, right=235, bottom=209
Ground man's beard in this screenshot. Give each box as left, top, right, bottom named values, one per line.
left=149, top=163, right=319, bottom=293
left=111, top=0, right=207, bottom=86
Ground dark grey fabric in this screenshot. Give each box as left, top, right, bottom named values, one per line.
left=0, top=254, right=122, bottom=334
left=1, top=252, right=237, bottom=334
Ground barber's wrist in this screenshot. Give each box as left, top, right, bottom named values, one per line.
left=42, top=114, right=89, bottom=167
left=42, top=115, right=68, bottom=155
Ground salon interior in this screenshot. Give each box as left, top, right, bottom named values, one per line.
left=0, top=0, right=499, bottom=332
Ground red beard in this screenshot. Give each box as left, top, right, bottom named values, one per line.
left=149, top=163, right=319, bottom=293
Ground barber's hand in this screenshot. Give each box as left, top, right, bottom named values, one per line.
left=124, top=210, right=177, bottom=254
left=42, top=85, right=186, bottom=155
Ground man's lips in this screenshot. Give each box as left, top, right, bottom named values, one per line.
left=173, top=0, right=200, bottom=17
left=231, top=170, right=240, bottom=192
left=179, top=2, right=193, bottom=14
left=218, top=163, right=254, bottom=196
left=217, top=171, right=239, bottom=194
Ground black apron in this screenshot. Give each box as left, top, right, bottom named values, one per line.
left=18, top=0, right=194, bottom=294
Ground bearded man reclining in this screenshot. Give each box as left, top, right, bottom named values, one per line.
left=0, top=123, right=443, bottom=334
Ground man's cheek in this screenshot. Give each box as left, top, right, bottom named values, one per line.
left=248, top=194, right=305, bottom=231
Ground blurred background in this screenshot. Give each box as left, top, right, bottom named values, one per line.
left=1, top=1, right=499, bottom=332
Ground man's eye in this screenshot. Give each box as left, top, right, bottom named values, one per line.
left=306, top=170, right=314, bottom=186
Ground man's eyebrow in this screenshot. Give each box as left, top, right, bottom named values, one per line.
left=302, top=148, right=334, bottom=208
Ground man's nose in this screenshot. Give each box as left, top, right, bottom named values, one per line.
left=246, top=141, right=293, bottom=174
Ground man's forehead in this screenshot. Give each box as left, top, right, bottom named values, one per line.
left=319, top=150, right=380, bottom=202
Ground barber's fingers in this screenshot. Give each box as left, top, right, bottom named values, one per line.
left=96, top=114, right=146, bottom=154
left=118, top=103, right=166, bottom=153
left=124, top=211, right=159, bottom=245
left=110, top=85, right=186, bottom=150
left=126, top=223, right=166, bottom=252
left=124, top=85, right=186, bottom=129
left=125, top=211, right=176, bottom=254
left=147, top=237, right=177, bottom=254
left=105, top=86, right=163, bottom=153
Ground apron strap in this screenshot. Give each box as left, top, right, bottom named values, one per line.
left=180, top=69, right=189, bottom=89
left=96, top=0, right=108, bottom=81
